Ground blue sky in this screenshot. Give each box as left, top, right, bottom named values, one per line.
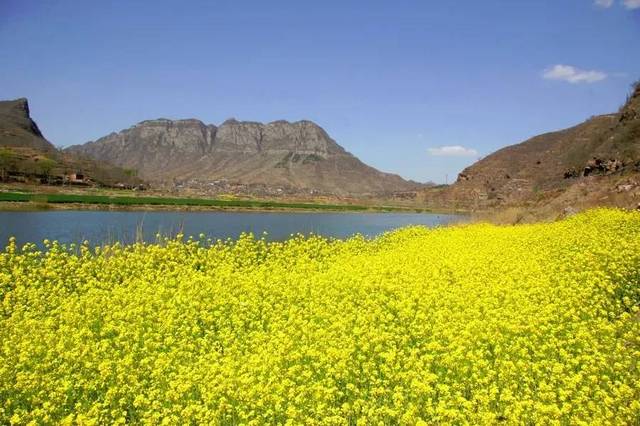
left=1, top=0, right=639, bottom=183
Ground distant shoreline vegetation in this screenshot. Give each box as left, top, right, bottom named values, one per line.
left=0, top=191, right=434, bottom=213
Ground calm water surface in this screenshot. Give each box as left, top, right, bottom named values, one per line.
left=0, top=210, right=463, bottom=247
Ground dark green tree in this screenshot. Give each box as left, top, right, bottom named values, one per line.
left=38, top=158, right=57, bottom=184
left=0, top=148, right=16, bottom=181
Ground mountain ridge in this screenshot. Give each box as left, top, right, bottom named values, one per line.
left=67, top=117, right=421, bottom=195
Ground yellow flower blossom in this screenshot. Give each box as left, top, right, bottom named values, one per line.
left=0, top=209, right=639, bottom=424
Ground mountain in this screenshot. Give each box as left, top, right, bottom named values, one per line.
left=0, top=98, right=57, bottom=152
left=430, top=82, right=640, bottom=213
left=0, top=98, right=141, bottom=187
left=67, top=118, right=421, bottom=195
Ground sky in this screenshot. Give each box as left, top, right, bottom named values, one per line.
left=1, top=0, right=639, bottom=184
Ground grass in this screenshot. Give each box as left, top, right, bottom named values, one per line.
left=0, top=191, right=427, bottom=213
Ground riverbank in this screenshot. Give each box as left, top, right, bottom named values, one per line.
left=0, top=191, right=457, bottom=214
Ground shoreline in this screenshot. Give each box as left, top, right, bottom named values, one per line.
left=0, top=199, right=466, bottom=216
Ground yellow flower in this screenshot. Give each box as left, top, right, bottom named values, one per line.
left=0, top=209, right=639, bottom=424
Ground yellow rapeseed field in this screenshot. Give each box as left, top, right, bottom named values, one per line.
left=1, top=209, right=639, bottom=425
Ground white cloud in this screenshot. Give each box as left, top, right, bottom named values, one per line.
left=427, top=145, right=478, bottom=157
left=623, top=0, right=640, bottom=8
left=595, top=0, right=614, bottom=7
left=542, top=64, right=607, bottom=84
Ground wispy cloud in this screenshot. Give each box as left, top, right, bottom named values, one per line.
left=623, top=0, right=640, bottom=8
left=596, top=0, right=640, bottom=9
left=427, top=145, right=478, bottom=157
left=542, top=64, right=607, bottom=84
left=595, top=0, right=614, bottom=7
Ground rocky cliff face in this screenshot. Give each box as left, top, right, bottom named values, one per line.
left=432, top=82, right=640, bottom=210
left=0, top=98, right=56, bottom=152
left=67, top=118, right=419, bottom=195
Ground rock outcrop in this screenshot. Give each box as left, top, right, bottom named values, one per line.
left=0, top=98, right=56, bottom=152
left=581, top=158, right=623, bottom=177
left=620, top=83, right=640, bottom=123
left=67, top=118, right=421, bottom=195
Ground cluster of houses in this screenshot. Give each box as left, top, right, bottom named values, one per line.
left=165, top=178, right=421, bottom=203
left=3, top=169, right=146, bottom=190
left=3, top=170, right=90, bottom=185
left=169, top=178, right=316, bottom=197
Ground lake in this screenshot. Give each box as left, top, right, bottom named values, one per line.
left=0, top=210, right=463, bottom=247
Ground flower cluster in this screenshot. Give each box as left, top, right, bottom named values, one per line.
left=1, top=209, right=639, bottom=424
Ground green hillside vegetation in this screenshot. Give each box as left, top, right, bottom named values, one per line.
left=0, top=146, right=142, bottom=188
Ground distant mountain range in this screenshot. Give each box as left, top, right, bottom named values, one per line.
left=66, top=118, right=422, bottom=195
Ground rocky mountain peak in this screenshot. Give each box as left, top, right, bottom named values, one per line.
left=135, top=118, right=210, bottom=129
left=0, top=98, right=53, bottom=151
left=7, top=97, right=31, bottom=115
left=66, top=116, right=419, bottom=195
left=0, top=98, right=42, bottom=136
left=221, top=118, right=240, bottom=125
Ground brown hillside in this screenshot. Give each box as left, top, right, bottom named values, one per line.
left=432, top=82, right=640, bottom=212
